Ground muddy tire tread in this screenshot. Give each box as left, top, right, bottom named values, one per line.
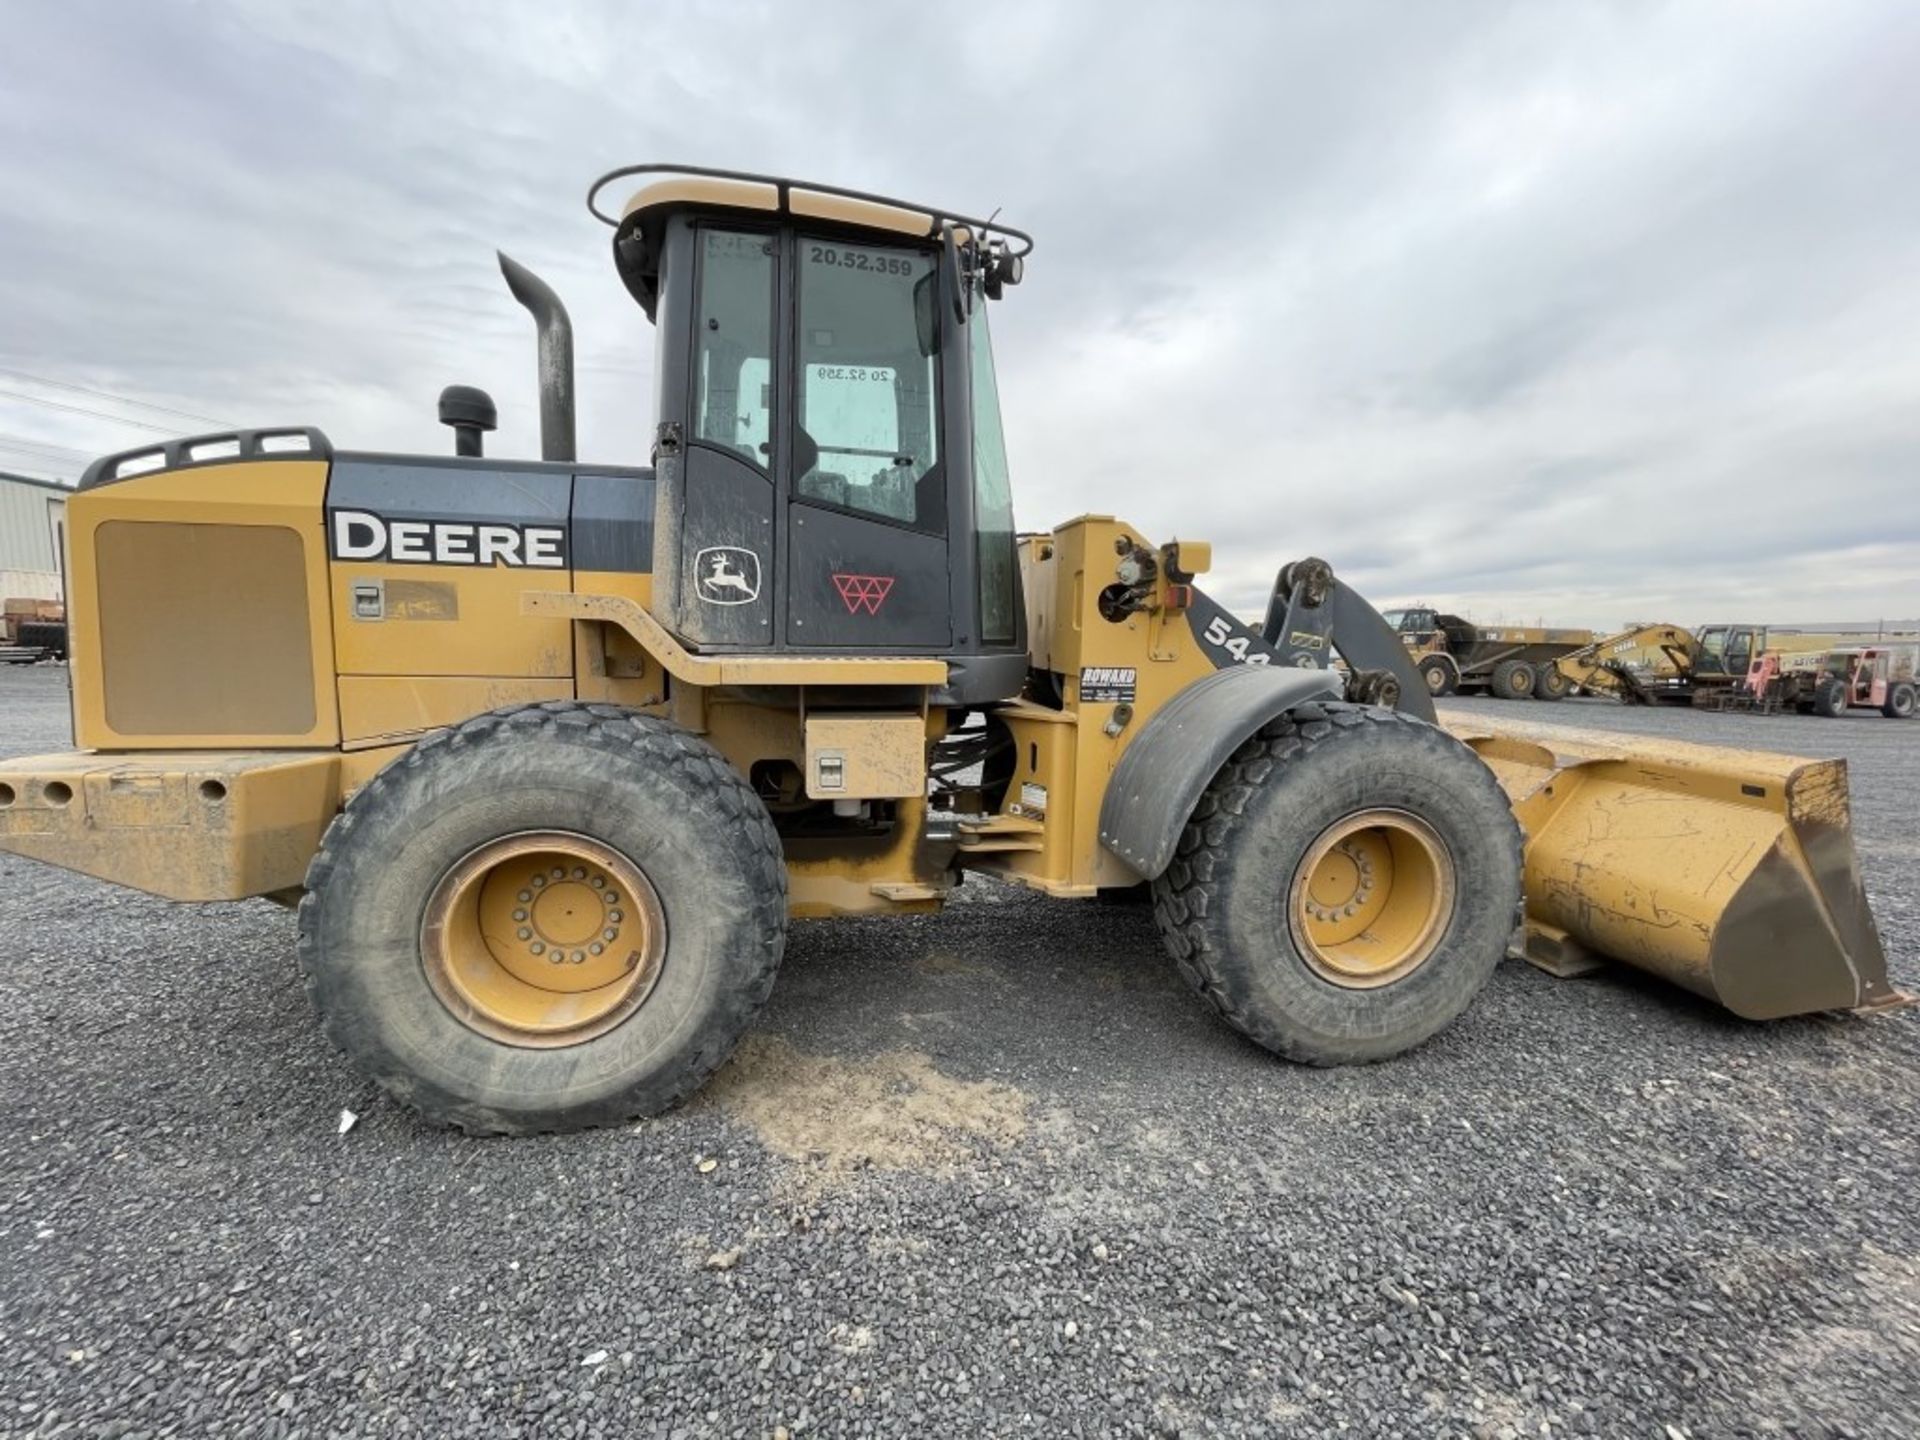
left=297, top=701, right=787, bottom=1136
left=1151, top=703, right=1523, bottom=1065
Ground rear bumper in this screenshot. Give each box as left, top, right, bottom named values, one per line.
left=0, top=750, right=347, bottom=901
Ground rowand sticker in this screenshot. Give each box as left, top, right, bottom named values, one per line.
left=330, top=509, right=567, bottom=569
left=1079, top=666, right=1138, bottom=703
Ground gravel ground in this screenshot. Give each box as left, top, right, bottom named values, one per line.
left=2, top=663, right=1916, bottom=1439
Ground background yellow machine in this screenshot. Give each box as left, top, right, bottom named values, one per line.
left=1554, top=622, right=1837, bottom=705
left=0, top=165, right=1901, bottom=1133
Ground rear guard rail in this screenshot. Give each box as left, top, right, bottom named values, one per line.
left=1438, top=710, right=1909, bottom=1019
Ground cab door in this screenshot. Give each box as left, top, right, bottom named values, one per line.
left=671, top=227, right=777, bottom=649
left=1723, top=627, right=1756, bottom=677
left=782, top=235, right=952, bottom=651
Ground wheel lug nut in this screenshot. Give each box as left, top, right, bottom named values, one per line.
left=530, top=941, right=545, bottom=955
left=607, top=909, right=624, bottom=924
left=604, top=891, right=620, bottom=906
left=550, top=867, right=565, bottom=880
left=517, top=889, right=532, bottom=903
left=531, top=875, right=546, bottom=889
left=571, top=867, right=586, bottom=880
left=589, top=875, right=605, bottom=889
left=590, top=943, right=604, bottom=956
left=513, top=908, right=528, bottom=922
left=571, top=951, right=585, bottom=964
left=603, top=928, right=617, bottom=941
left=517, top=927, right=532, bottom=941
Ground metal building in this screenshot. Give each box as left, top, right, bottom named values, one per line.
left=0, top=470, right=70, bottom=602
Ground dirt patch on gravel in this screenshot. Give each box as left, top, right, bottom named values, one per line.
left=708, top=1034, right=1027, bottom=1183
left=1751, top=1242, right=1920, bottom=1418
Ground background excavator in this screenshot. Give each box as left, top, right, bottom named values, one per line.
left=0, top=165, right=1903, bottom=1133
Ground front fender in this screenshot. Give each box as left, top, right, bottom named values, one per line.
left=1097, top=664, right=1344, bottom=879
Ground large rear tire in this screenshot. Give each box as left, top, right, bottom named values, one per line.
left=1813, top=677, right=1848, bottom=718
left=1882, top=682, right=1916, bottom=719
left=1152, top=704, right=1521, bottom=1065
left=1490, top=659, right=1536, bottom=699
left=298, top=702, right=788, bottom=1134
left=1532, top=664, right=1571, bottom=700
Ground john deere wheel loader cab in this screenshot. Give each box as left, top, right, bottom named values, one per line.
left=0, top=165, right=1903, bottom=1134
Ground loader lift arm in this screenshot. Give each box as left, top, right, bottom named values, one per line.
left=1259, top=557, right=1434, bottom=721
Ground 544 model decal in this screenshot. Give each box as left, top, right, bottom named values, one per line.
left=1188, top=591, right=1276, bottom=669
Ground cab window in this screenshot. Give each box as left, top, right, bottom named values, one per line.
left=969, top=295, right=1017, bottom=643
left=693, top=229, right=775, bottom=465
left=795, top=238, right=942, bottom=531
left=1724, top=628, right=1755, bottom=674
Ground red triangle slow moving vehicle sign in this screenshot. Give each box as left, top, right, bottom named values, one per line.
left=832, top=573, right=895, bottom=616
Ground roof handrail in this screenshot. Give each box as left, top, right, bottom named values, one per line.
left=586, top=162, right=1033, bottom=258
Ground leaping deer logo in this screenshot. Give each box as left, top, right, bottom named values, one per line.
left=693, top=547, right=761, bottom=606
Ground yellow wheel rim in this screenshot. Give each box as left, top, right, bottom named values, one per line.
left=421, top=831, right=665, bottom=1048
left=1289, top=809, right=1455, bottom=989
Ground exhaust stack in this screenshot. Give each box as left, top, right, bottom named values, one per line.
left=498, top=251, right=577, bottom=463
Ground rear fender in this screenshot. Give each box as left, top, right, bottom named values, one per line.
left=1098, top=665, right=1344, bottom=879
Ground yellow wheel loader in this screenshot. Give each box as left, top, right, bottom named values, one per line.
left=0, top=166, right=1904, bottom=1133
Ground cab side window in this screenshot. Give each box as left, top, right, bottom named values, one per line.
left=693, top=229, right=774, bottom=465
left=794, top=238, right=942, bottom=531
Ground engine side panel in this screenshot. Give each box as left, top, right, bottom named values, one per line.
left=67, top=459, right=341, bottom=750
left=324, top=457, right=575, bottom=683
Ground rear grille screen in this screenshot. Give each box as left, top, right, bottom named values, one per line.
left=96, top=521, right=316, bottom=736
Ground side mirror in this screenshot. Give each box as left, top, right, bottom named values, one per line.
left=940, top=223, right=969, bottom=326
left=913, top=270, right=940, bottom=358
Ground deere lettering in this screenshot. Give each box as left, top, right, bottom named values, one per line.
left=330, top=509, right=567, bottom=569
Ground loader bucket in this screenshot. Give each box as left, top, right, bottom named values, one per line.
left=1437, top=710, right=1908, bottom=1020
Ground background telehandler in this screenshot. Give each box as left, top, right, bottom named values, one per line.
left=0, top=166, right=1901, bottom=1133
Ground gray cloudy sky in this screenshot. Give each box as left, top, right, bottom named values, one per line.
left=2, top=0, right=1916, bottom=626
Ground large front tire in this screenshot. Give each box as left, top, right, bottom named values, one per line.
left=1152, top=704, right=1521, bottom=1065
left=1417, top=654, right=1458, bottom=697
left=298, top=703, right=787, bottom=1134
